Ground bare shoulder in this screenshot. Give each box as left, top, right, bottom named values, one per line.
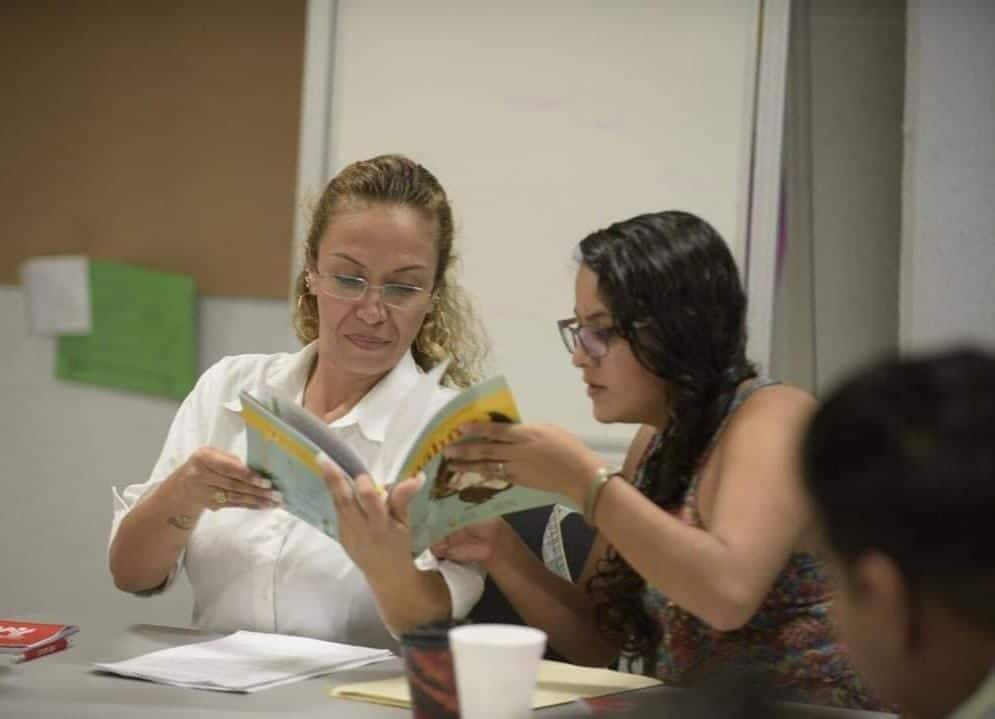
left=694, top=383, right=818, bottom=527
left=733, top=382, right=814, bottom=424
left=720, top=382, right=816, bottom=454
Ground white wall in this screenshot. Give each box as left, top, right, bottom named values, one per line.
left=323, top=0, right=758, bottom=458
left=0, top=287, right=295, bottom=624
left=901, top=0, right=995, bottom=351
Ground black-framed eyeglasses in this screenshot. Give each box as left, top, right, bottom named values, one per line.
left=307, top=271, right=433, bottom=311
left=556, top=318, right=621, bottom=359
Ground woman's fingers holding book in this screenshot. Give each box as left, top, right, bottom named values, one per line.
left=456, top=421, right=517, bottom=443
left=444, top=439, right=510, bottom=462
left=352, top=474, right=385, bottom=520
left=431, top=520, right=505, bottom=564
left=386, top=476, right=422, bottom=526
left=449, top=424, right=604, bottom=500
left=327, top=466, right=415, bottom=578
left=197, top=475, right=281, bottom=510
left=180, top=447, right=280, bottom=509
left=430, top=538, right=449, bottom=558
left=210, top=486, right=283, bottom=511
left=189, top=447, right=269, bottom=486
left=316, top=451, right=359, bottom=514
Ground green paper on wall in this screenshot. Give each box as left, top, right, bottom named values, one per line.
left=56, top=260, right=196, bottom=399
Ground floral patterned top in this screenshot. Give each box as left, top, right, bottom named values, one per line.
left=637, top=379, right=881, bottom=710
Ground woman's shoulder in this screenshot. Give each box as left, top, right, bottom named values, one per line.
left=719, top=380, right=816, bottom=454
left=741, top=379, right=813, bottom=409
left=188, top=347, right=312, bottom=405
left=202, top=350, right=292, bottom=380
left=738, top=380, right=814, bottom=418
left=193, top=352, right=275, bottom=391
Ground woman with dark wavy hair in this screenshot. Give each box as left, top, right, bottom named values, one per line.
left=435, top=210, right=879, bottom=709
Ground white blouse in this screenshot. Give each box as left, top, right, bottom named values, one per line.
left=109, top=342, right=484, bottom=649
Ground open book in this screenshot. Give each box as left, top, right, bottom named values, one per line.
left=239, top=362, right=564, bottom=556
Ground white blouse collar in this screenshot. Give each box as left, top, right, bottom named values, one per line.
left=266, top=341, right=424, bottom=443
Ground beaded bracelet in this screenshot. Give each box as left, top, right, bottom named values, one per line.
left=583, top=466, right=623, bottom=526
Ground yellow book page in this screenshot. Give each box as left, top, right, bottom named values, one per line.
left=330, top=660, right=660, bottom=709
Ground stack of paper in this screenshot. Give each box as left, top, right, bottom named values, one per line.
left=331, top=659, right=661, bottom=708
left=93, top=630, right=393, bottom=693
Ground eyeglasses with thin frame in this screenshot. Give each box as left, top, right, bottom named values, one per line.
left=556, top=317, right=621, bottom=359
left=307, top=270, right=433, bottom=310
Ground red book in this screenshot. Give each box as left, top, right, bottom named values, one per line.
left=11, top=637, right=74, bottom=664
left=0, top=620, right=79, bottom=654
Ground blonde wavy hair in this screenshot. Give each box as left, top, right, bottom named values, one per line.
left=292, top=154, right=486, bottom=388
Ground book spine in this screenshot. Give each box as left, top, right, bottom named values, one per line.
left=242, top=404, right=321, bottom=472
left=11, top=638, right=73, bottom=664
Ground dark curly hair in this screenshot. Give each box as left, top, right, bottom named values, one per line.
left=578, top=211, right=756, bottom=671
left=803, top=348, right=995, bottom=634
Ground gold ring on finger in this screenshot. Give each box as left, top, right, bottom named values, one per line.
left=212, top=489, right=228, bottom=508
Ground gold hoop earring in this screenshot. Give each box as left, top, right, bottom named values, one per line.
left=433, top=305, right=450, bottom=341
left=414, top=316, right=431, bottom=351
left=415, top=308, right=440, bottom=354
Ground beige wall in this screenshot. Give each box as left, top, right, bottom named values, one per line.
left=773, top=0, right=905, bottom=394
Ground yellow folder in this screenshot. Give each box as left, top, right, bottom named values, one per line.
left=330, top=659, right=660, bottom=709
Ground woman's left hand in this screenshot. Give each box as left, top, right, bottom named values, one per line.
left=316, top=453, right=422, bottom=578
left=442, top=422, right=605, bottom=507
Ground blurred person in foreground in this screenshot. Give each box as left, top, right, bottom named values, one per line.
left=803, top=348, right=995, bottom=719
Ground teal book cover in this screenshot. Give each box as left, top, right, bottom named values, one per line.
left=241, top=364, right=566, bottom=555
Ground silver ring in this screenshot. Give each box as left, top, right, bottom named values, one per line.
left=494, top=462, right=507, bottom=479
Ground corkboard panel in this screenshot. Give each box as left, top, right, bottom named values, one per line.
left=0, top=1, right=305, bottom=298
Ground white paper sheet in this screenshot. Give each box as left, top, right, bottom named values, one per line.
left=93, top=630, right=394, bottom=693
left=20, top=255, right=91, bottom=335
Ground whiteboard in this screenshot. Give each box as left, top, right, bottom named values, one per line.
left=318, top=0, right=758, bottom=455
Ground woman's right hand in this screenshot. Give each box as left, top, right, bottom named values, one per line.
left=172, top=447, right=282, bottom=512
left=431, top=517, right=509, bottom=567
